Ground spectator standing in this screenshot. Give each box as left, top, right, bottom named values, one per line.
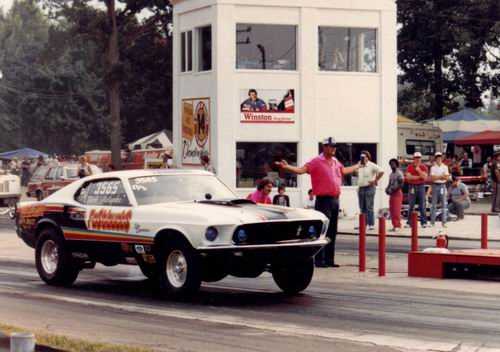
left=304, top=189, right=315, bottom=209
left=460, top=152, right=472, bottom=169
left=448, top=175, right=471, bottom=220
left=385, top=158, right=404, bottom=232
left=492, top=152, right=500, bottom=213
left=430, top=152, right=449, bottom=227
left=20, top=158, right=31, bottom=187
left=247, top=179, right=272, bottom=204
left=356, top=151, right=384, bottom=230
left=277, top=137, right=360, bottom=268
left=77, top=156, right=93, bottom=178
left=201, top=155, right=216, bottom=174
left=405, top=152, right=429, bottom=227
left=8, top=158, right=19, bottom=175
left=472, top=145, right=482, bottom=167
left=482, top=156, right=493, bottom=194
left=162, top=153, right=174, bottom=169
left=273, top=186, right=290, bottom=207
left=450, top=155, right=462, bottom=175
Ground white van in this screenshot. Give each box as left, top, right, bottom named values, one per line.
left=398, top=115, right=444, bottom=162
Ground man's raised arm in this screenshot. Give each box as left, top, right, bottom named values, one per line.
left=276, top=160, right=308, bottom=175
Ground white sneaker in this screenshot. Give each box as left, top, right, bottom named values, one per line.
left=368, top=226, right=375, bottom=231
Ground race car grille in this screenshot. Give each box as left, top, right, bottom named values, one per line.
left=232, top=221, right=323, bottom=245
left=0, top=181, right=9, bottom=193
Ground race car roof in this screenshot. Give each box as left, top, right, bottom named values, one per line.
left=86, top=168, right=213, bottom=180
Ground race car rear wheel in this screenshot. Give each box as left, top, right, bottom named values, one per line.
left=157, top=239, right=201, bottom=297
left=272, top=258, right=314, bottom=295
left=35, top=228, right=79, bottom=286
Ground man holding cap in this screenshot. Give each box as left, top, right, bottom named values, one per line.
left=276, top=137, right=360, bottom=267
left=405, top=152, right=429, bottom=227
left=430, top=152, right=449, bottom=227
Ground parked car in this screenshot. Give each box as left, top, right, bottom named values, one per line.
left=15, top=170, right=328, bottom=296
left=0, top=170, right=21, bottom=207
left=27, top=165, right=50, bottom=200
left=28, top=163, right=101, bottom=201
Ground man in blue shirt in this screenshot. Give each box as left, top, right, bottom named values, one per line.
left=241, top=89, right=267, bottom=111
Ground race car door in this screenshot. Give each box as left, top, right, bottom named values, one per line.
left=66, top=178, right=145, bottom=250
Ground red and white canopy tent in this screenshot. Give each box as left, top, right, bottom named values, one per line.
left=454, top=130, right=500, bottom=145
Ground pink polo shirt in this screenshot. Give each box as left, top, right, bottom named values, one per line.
left=306, top=154, right=344, bottom=197
left=247, top=190, right=272, bottom=204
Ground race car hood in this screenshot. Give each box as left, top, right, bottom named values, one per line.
left=139, top=199, right=325, bottom=224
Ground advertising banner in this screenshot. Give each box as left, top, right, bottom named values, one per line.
left=182, top=98, right=210, bottom=165
left=240, top=89, right=295, bottom=124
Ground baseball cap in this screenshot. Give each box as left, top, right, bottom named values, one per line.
left=434, top=152, right=443, bottom=157
left=322, top=137, right=336, bottom=147
left=413, top=152, right=422, bottom=158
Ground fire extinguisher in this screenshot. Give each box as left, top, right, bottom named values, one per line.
left=436, top=234, right=449, bottom=248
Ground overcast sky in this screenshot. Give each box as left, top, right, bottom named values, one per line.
left=0, top=0, right=13, bottom=12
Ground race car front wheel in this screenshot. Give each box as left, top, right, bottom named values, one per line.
left=35, top=228, right=79, bottom=286
left=272, top=258, right=314, bottom=295
left=157, top=239, right=201, bottom=297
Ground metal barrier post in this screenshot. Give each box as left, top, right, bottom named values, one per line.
left=411, top=212, right=419, bottom=252
left=378, top=217, right=386, bottom=277
left=359, top=213, right=366, bottom=272
left=481, top=214, right=488, bottom=249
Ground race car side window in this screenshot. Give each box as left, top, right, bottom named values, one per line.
left=78, top=179, right=130, bottom=207
left=75, top=182, right=91, bottom=204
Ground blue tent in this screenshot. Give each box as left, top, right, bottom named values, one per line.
left=433, top=109, right=500, bottom=142
left=0, top=148, right=48, bottom=160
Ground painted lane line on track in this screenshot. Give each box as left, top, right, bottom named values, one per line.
left=0, top=285, right=461, bottom=352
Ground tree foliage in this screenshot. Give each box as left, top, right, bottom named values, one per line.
left=398, top=0, right=499, bottom=120
left=0, top=0, right=172, bottom=156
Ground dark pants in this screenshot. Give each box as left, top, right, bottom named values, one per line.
left=315, top=195, right=339, bottom=266
left=407, top=184, right=427, bottom=225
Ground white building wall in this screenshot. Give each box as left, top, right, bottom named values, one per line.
left=173, top=0, right=397, bottom=217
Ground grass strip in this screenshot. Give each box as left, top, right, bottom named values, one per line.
left=0, top=323, right=153, bottom=352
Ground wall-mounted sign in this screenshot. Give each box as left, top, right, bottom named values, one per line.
left=240, top=89, right=295, bottom=124
left=182, top=98, right=210, bottom=166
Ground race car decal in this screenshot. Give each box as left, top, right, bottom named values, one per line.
left=86, top=209, right=132, bottom=233
left=62, top=227, right=154, bottom=245
left=17, top=204, right=65, bottom=230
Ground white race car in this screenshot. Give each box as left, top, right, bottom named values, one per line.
left=15, top=169, right=328, bottom=296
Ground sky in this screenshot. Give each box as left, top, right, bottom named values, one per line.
left=0, top=0, right=13, bottom=12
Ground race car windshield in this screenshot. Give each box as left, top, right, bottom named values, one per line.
left=129, top=175, right=237, bottom=205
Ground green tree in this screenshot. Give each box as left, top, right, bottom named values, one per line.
left=397, top=0, right=500, bottom=117
left=0, top=0, right=109, bottom=154
left=451, top=0, right=499, bottom=108
left=398, top=0, right=460, bottom=119
left=43, top=0, right=172, bottom=167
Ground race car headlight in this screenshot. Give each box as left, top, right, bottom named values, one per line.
left=205, top=227, right=218, bottom=241
left=236, top=229, right=248, bottom=243
left=308, top=225, right=317, bottom=238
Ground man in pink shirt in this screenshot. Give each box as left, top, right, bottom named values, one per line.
left=277, top=137, right=360, bottom=267
left=247, top=179, right=273, bottom=204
